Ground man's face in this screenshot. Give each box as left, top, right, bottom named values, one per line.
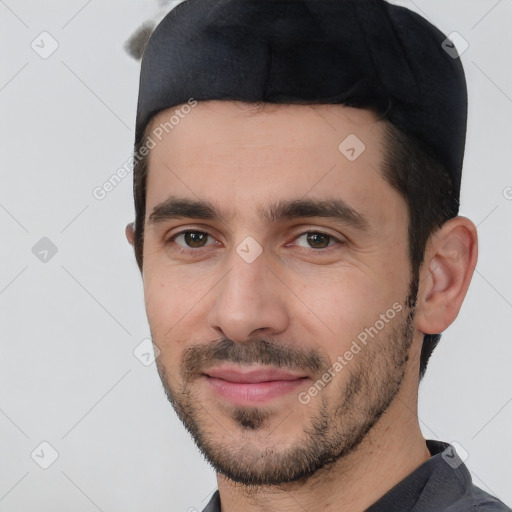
left=141, top=101, right=419, bottom=485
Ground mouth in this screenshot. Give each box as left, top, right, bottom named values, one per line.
left=202, top=365, right=310, bottom=405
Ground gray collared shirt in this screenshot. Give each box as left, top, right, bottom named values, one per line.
left=201, top=440, right=510, bottom=511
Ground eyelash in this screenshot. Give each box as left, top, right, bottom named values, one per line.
left=165, top=229, right=345, bottom=254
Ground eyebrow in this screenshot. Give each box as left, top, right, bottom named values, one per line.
left=147, top=196, right=370, bottom=232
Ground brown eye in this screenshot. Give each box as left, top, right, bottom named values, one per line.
left=295, top=231, right=339, bottom=249
left=307, top=232, right=331, bottom=248
left=173, top=231, right=213, bottom=248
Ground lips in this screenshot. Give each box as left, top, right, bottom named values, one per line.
left=204, top=366, right=307, bottom=383
left=203, top=365, right=309, bottom=404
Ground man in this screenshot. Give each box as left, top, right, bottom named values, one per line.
left=125, top=0, right=510, bottom=510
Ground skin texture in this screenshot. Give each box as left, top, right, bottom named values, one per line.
left=126, top=100, right=478, bottom=511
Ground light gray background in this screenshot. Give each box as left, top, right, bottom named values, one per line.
left=1, top=0, right=511, bottom=510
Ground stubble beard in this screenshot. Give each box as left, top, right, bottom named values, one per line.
left=154, top=287, right=417, bottom=488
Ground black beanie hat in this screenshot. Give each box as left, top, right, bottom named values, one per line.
left=135, top=0, right=467, bottom=200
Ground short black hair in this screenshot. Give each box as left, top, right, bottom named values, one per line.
left=381, top=122, right=458, bottom=380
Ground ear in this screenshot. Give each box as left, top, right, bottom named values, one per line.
left=415, top=216, right=478, bottom=335
left=125, top=222, right=135, bottom=245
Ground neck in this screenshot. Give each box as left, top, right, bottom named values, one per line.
left=215, top=364, right=431, bottom=512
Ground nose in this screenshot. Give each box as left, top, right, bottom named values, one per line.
left=208, top=249, right=290, bottom=342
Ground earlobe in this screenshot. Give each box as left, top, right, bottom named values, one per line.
left=415, top=217, right=478, bottom=335
left=125, top=222, right=136, bottom=245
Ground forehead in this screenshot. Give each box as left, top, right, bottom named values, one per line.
left=144, top=100, right=403, bottom=230
left=147, top=100, right=381, bottom=150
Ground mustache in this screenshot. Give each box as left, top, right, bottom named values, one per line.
left=181, top=338, right=330, bottom=381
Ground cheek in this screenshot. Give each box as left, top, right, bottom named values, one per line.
left=143, top=273, right=192, bottom=377
left=143, top=262, right=215, bottom=343
left=143, top=267, right=187, bottom=339
left=292, top=268, right=404, bottom=356
left=304, top=282, right=372, bottom=339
